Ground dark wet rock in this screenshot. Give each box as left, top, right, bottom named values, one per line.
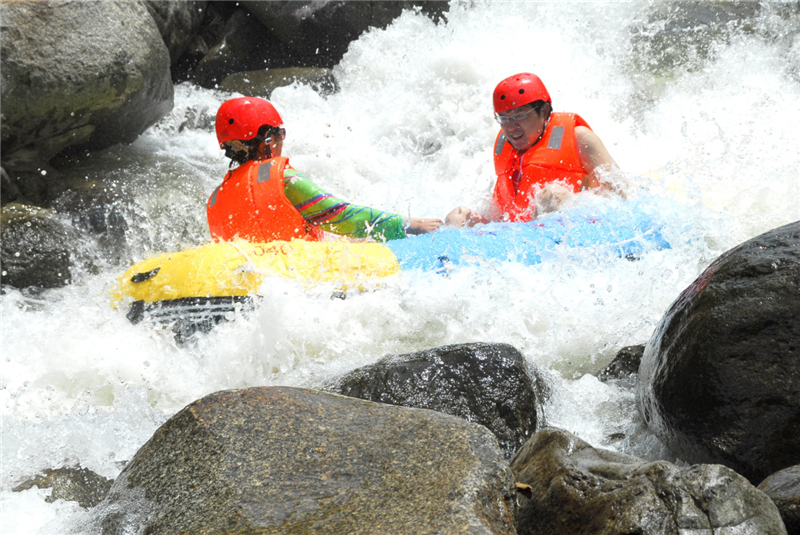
left=13, top=466, right=113, bottom=509
left=219, top=67, right=338, bottom=98
left=512, top=427, right=787, bottom=535
left=143, top=0, right=207, bottom=66
left=0, top=166, right=61, bottom=207
left=240, top=1, right=449, bottom=68
left=636, top=220, right=800, bottom=484
left=191, top=7, right=284, bottom=88
left=88, top=386, right=517, bottom=535
left=50, top=185, right=139, bottom=267
left=0, top=204, right=81, bottom=289
left=187, top=2, right=448, bottom=87
left=327, top=342, right=549, bottom=460
left=597, top=344, right=645, bottom=382
left=624, top=2, right=770, bottom=122
left=759, top=466, right=800, bottom=535
left=630, top=2, right=762, bottom=75
left=0, top=0, right=173, bottom=173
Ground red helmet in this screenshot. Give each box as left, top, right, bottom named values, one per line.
left=493, top=73, right=552, bottom=114
left=215, top=97, right=283, bottom=147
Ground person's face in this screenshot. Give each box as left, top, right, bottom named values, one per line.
left=498, top=104, right=547, bottom=152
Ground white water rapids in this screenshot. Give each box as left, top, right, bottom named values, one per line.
left=2, top=2, right=799, bottom=532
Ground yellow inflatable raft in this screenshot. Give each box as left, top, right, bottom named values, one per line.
left=112, top=239, right=400, bottom=339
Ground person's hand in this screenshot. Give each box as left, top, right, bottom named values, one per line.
left=535, top=184, right=572, bottom=215
left=445, top=206, right=489, bottom=228
left=406, top=218, right=444, bottom=235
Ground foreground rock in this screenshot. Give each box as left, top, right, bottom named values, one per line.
left=328, top=342, right=549, bottom=461
left=1, top=1, right=172, bottom=176
left=637, top=221, right=800, bottom=484
left=88, top=387, right=517, bottom=534
left=759, top=466, right=800, bottom=535
left=512, top=428, right=787, bottom=535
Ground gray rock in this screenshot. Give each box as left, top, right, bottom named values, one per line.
left=191, top=7, right=282, bottom=88
left=759, top=466, right=800, bottom=535
left=636, top=220, right=800, bottom=484
left=1, top=0, right=173, bottom=172
left=240, top=1, right=449, bottom=68
left=219, top=67, right=338, bottom=98
left=512, top=427, right=787, bottom=535
left=143, top=0, right=207, bottom=66
left=87, top=386, right=517, bottom=534
left=598, top=344, right=645, bottom=382
left=13, top=466, right=113, bottom=509
left=1, top=203, right=80, bottom=289
left=327, top=342, right=549, bottom=461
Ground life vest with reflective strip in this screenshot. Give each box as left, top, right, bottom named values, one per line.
left=207, top=157, right=323, bottom=242
left=492, top=112, right=591, bottom=222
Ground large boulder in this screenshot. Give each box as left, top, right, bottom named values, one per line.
left=0, top=0, right=173, bottom=176
left=636, top=221, right=800, bottom=484
left=759, top=466, right=800, bottom=535
left=512, top=427, right=787, bottom=535
left=327, top=342, right=549, bottom=461
left=87, top=387, right=517, bottom=534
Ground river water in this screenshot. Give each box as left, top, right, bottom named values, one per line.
left=2, top=2, right=799, bottom=532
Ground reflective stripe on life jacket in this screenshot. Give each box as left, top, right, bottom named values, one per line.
left=492, top=112, right=591, bottom=222
left=207, top=157, right=323, bottom=242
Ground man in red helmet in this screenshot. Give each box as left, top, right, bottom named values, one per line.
left=207, top=96, right=442, bottom=243
left=447, top=73, right=622, bottom=226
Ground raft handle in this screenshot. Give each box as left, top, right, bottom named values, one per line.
left=130, top=268, right=160, bottom=283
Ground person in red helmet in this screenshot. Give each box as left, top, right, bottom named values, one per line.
left=446, top=73, right=622, bottom=227
left=207, top=96, right=442, bottom=242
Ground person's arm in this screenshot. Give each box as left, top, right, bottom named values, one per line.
left=283, top=168, right=440, bottom=240
left=406, top=218, right=445, bottom=234
left=575, top=126, right=621, bottom=193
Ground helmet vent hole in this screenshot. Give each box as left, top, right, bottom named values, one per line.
left=500, top=95, right=506, bottom=100
left=519, top=89, right=525, bottom=94
left=228, top=118, right=235, bottom=124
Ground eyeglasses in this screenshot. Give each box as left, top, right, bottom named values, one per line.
left=495, top=108, right=537, bottom=124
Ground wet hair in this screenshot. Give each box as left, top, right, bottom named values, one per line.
left=528, top=100, right=552, bottom=119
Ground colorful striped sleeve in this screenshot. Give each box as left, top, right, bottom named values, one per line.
left=282, top=166, right=407, bottom=241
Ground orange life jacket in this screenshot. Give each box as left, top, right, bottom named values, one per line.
left=492, top=112, right=591, bottom=222
left=206, top=157, right=323, bottom=242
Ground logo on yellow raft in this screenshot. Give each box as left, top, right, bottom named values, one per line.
left=111, top=240, right=401, bottom=306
